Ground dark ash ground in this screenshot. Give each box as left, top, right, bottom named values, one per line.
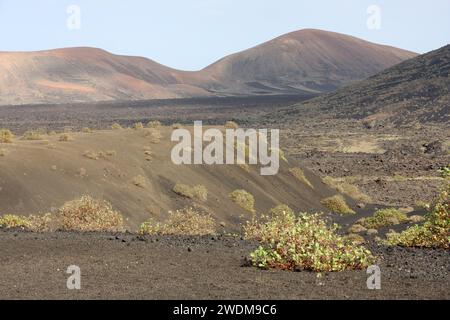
left=0, top=231, right=448, bottom=300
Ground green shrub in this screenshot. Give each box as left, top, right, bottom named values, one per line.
left=0, top=214, right=31, bottom=229
left=385, top=184, right=449, bottom=249
left=0, top=129, right=14, bottom=143
left=362, top=208, right=408, bottom=229
left=139, top=207, right=216, bottom=236
left=321, top=195, right=355, bottom=215
left=229, top=189, right=255, bottom=213
left=245, top=211, right=374, bottom=272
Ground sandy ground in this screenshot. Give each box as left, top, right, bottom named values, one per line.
left=0, top=230, right=448, bottom=300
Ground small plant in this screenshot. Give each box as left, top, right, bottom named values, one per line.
left=111, top=123, right=123, bottom=130
left=289, top=167, right=313, bottom=188
left=225, top=121, right=238, bottom=129
left=58, top=196, right=123, bottom=232
left=172, top=123, right=183, bottom=129
left=0, top=129, right=14, bottom=143
left=21, top=130, right=43, bottom=140
left=173, top=182, right=194, bottom=198
left=362, top=208, right=408, bottom=229
left=59, top=133, right=73, bottom=142
left=245, top=210, right=374, bottom=272
left=322, top=176, right=371, bottom=203
left=132, top=175, right=147, bottom=188
left=133, top=122, right=144, bottom=130
left=385, top=183, right=449, bottom=249
left=139, top=207, right=216, bottom=236
left=229, top=189, right=255, bottom=213
left=438, top=165, right=450, bottom=178
left=321, top=195, right=355, bottom=215
left=147, top=120, right=162, bottom=128
left=0, top=214, right=31, bottom=229
left=192, top=185, right=208, bottom=202
left=81, top=127, right=92, bottom=133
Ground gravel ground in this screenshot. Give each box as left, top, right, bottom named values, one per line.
left=0, top=230, right=448, bottom=300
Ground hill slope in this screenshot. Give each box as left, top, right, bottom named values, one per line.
left=0, top=126, right=342, bottom=230
left=0, top=29, right=416, bottom=105
left=278, top=45, right=450, bottom=124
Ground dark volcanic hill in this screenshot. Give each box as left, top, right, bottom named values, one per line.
left=0, top=29, right=416, bottom=106
left=278, top=45, right=450, bottom=124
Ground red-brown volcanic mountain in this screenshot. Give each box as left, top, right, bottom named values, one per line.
left=0, top=29, right=417, bottom=105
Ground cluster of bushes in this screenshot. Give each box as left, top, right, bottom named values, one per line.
left=243, top=205, right=374, bottom=272
left=385, top=183, right=449, bottom=249
left=361, top=208, right=408, bottom=229
left=0, top=196, right=123, bottom=232
left=139, top=207, right=216, bottom=236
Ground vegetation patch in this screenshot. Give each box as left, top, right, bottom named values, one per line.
left=111, top=123, right=123, bottom=130
left=21, top=130, right=44, bottom=140
left=362, top=208, right=408, bottom=229
left=225, top=121, right=239, bottom=129
left=0, top=129, right=14, bottom=143
left=244, top=208, right=374, bottom=272
left=229, top=189, right=255, bottom=213
left=385, top=184, right=449, bottom=249
left=289, top=167, right=313, bottom=188
left=139, top=207, right=216, bottom=236
left=59, top=133, right=73, bottom=142
left=147, top=120, right=162, bottom=128
left=133, top=122, right=144, bottom=130
left=321, top=195, right=355, bottom=215
left=173, top=183, right=208, bottom=201
left=322, top=176, right=371, bottom=203
left=58, top=196, right=123, bottom=232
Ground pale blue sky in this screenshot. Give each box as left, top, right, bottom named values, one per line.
left=0, top=0, right=449, bottom=70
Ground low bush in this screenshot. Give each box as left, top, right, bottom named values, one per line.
left=58, top=196, right=123, bottom=232
left=147, top=120, right=162, bottom=128
left=229, top=189, right=255, bottom=213
left=321, top=195, right=355, bottom=215
left=59, top=133, right=73, bottom=142
left=21, top=130, right=43, bottom=140
left=111, top=123, right=123, bottom=130
left=362, top=208, right=408, bottom=229
left=139, top=207, right=216, bottom=236
left=245, top=209, right=374, bottom=272
left=225, top=121, right=239, bottom=129
left=0, top=129, right=14, bottom=143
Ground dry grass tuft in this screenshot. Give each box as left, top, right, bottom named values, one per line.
left=111, top=123, right=123, bottom=130
left=132, top=175, right=147, bottom=188
left=321, top=195, right=355, bottom=215
left=139, top=207, right=216, bottom=236
left=225, top=121, right=239, bottom=129
left=229, top=189, right=255, bottom=213
left=81, top=127, right=92, bottom=133
left=133, top=122, right=144, bottom=130
left=0, top=129, right=14, bottom=143
left=59, top=133, right=73, bottom=142
left=21, top=130, right=43, bottom=141
left=289, top=167, right=313, bottom=188
left=147, top=120, right=162, bottom=128
left=322, top=176, right=371, bottom=203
